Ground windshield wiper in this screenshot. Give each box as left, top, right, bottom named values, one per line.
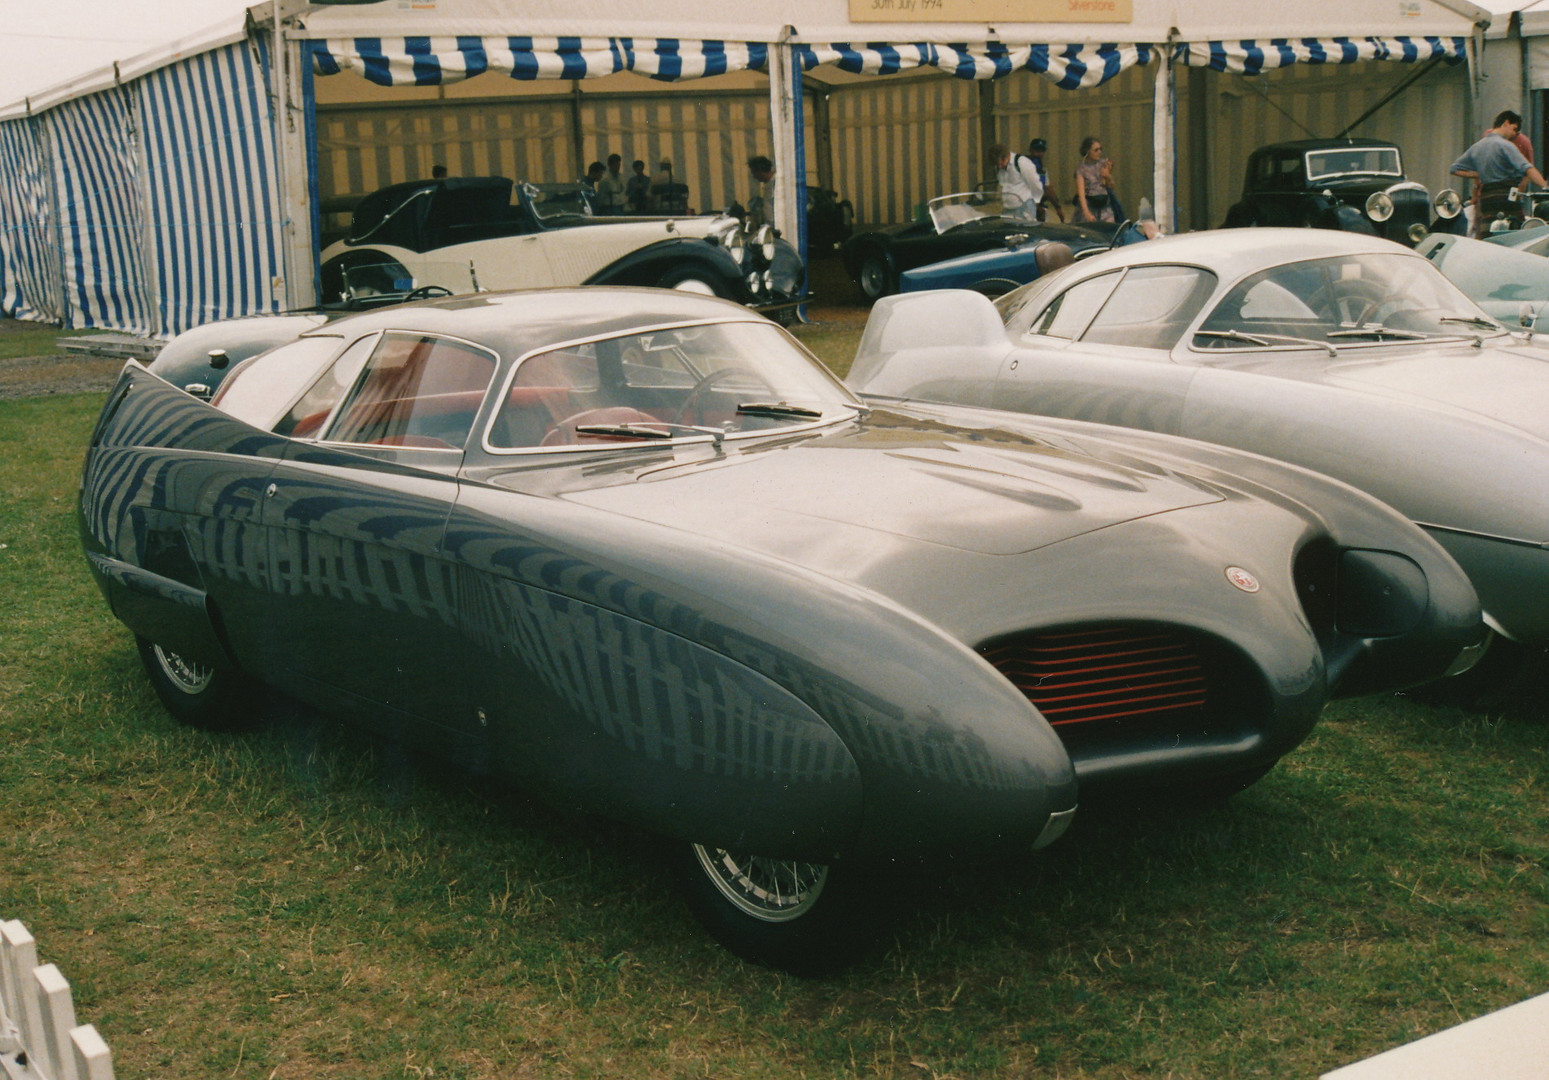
left=736, top=401, right=823, bottom=419
left=572, top=421, right=726, bottom=447
left=572, top=423, right=674, bottom=440
left=1326, top=326, right=1433, bottom=341
left=1438, top=315, right=1501, bottom=331
left=1194, top=329, right=1338, bottom=357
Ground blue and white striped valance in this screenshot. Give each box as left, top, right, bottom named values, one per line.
left=794, top=42, right=1154, bottom=89
left=312, top=37, right=770, bottom=85
left=312, top=36, right=1152, bottom=89
left=1173, top=36, right=1467, bottom=75
left=312, top=34, right=1463, bottom=90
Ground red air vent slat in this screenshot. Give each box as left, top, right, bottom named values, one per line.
left=980, top=626, right=1210, bottom=733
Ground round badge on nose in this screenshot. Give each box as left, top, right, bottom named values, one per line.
left=1225, top=566, right=1261, bottom=593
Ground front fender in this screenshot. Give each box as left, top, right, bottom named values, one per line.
left=584, top=238, right=747, bottom=299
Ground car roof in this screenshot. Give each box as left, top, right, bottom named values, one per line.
left=1254, top=138, right=1399, bottom=154
left=298, top=286, right=761, bottom=358
left=1056, top=227, right=1417, bottom=280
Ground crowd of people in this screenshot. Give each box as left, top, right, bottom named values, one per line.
left=580, top=154, right=689, bottom=214
left=991, top=135, right=1122, bottom=225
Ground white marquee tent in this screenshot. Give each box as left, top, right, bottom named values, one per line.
left=0, top=0, right=1492, bottom=337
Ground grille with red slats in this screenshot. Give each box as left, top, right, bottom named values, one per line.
left=980, top=626, right=1210, bottom=735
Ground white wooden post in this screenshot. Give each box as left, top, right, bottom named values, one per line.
left=0, top=920, right=114, bottom=1080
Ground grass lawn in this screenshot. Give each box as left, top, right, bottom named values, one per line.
left=1, top=372, right=1546, bottom=1078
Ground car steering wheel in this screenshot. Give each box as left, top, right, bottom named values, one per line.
left=1310, top=281, right=1395, bottom=326
left=406, top=285, right=454, bottom=302
left=672, top=367, right=764, bottom=425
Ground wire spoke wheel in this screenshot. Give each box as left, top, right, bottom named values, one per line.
left=693, top=845, right=829, bottom=923
left=152, top=644, right=214, bottom=696
left=136, top=636, right=252, bottom=731
left=668, top=840, right=871, bottom=974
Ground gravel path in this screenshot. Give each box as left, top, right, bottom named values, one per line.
left=0, top=352, right=129, bottom=400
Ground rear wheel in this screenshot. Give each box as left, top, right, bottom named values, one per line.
left=667, top=842, right=871, bottom=975
left=135, top=636, right=252, bottom=731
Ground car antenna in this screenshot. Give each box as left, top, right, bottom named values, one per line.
left=469, top=260, right=484, bottom=293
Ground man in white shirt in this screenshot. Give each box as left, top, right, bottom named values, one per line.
left=990, top=143, right=1042, bottom=220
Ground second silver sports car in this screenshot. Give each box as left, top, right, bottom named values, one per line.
left=849, top=228, right=1549, bottom=654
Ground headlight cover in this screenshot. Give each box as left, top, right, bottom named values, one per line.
left=1365, top=191, right=1395, bottom=223
left=1434, top=188, right=1463, bottom=220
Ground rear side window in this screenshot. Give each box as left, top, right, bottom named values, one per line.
left=1030, top=271, right=1121, bottom=340
left=325, top=333, right=498, bottom=451
left=1080, top=266, right=1217, bottom=350
left=213, top=337, right=344, bottom=431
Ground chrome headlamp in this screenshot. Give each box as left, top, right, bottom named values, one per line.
left=1365, top=191, right=1395, bottom=223
left=1434, top=188, right=1463, bottom=220
left=707, top=215, right=746, bottom=263
left=753, top=224, right=777, bottom=263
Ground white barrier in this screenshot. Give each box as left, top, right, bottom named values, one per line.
left=0, top=920, right=113, bottom=1080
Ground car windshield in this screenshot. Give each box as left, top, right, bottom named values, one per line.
left=1193, top=252, right=1502, bottom=351
left=486, top=319, right=862, bottom=451
left=525, top=182, right=596, bottom=222
left=1305, top=146, right=1402, bottom=182
left=928, top=192, right=1005, bottom=234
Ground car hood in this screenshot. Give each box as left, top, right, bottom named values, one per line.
left=1319, top=342, right=1549, bottom=440
left=556, top=410, right=1225, bottom=558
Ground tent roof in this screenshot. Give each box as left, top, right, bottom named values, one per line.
left=293, top=0, right=1489, bottom=44
left=0, top=12, right=249, bottom=120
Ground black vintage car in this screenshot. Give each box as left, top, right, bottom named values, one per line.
left=1221, top=139, right=1463, bottom=246
left=841, top=192, right=1116, bottom=301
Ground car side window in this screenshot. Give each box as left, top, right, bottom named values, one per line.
left=212, top=336, right=344, bottom=431
left=1027, top=271, right=1122, bottom=340
left=324, top=332, right=498, bottom=451
left=1079, top=266, right=1217, bottom=350
left=275, top=334, right=377, bottom=438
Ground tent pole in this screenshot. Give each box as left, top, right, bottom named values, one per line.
left=769, top=30, right=801, bottom=245
left=270, top=4, right=315, bottom=309
left=1152, top=38, right=1176, bottom=232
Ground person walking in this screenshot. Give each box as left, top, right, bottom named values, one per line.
left=1073, top=136, right=1114, bottom=223
left=989, top=142, right=1042, bottom=220
left=1027, top=137, right=1064, bottom=222
left=1453, top=110, right=1547, bottom=236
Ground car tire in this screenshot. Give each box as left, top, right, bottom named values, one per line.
left=657, top=266, right=724, bottom=297
left=666, top=841, right=872, bottom=975
left=856, top=251, right=897, bottom=302
left=135, top=636, right=253, bottom=731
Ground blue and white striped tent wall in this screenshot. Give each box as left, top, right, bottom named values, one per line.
left=44, top=88, right=155, bottom=334
left=0, top=118, right=64, bottom=324
left=138, top=39, right=283, bottom=337
left=0, top=40, right=280, bottom=335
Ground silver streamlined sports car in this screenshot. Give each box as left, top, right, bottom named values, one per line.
left=849, top=227, right=1547, bottom=662
left=81, top=287, right=1479, bottom=973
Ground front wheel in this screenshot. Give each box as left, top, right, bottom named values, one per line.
left=657, top=266, right=723, bottom=297
left=856, top=251, right=897, bottom=302
left=135, top=636, right=252, bottom=731
left=667, top=842, right=871, bottom=975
